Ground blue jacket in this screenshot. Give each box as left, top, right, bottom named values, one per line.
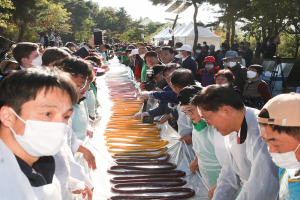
left=148, top=86, right=178, bottom=120
left=151, top=89, right=179, bottom=104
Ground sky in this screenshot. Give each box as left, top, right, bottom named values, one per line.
left=94, top=0, right=221, bottom=25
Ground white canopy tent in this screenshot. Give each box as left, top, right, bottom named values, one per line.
left=176, top=24, right=220, bottom=49
left=154, top=22, right=220, bottom=49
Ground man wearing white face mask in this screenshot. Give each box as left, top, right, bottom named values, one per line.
left=12, top=42, right=42, bottom=70
left=0, top=67, right=78, bottom=199
left=258, top=93, right=300, bottom=200
left=222, top=51, right=247, bottom=94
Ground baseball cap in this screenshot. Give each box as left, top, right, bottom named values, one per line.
left=176, top=45, right=192, bottom=52
left=177, top=85, right=203, bottom=105
left=257, top=92, right=300, bottom=126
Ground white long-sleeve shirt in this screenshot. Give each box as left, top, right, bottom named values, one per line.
left=212, top=107, right=279, bottom=200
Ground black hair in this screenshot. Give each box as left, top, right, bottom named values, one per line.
left=249, top=64, right=263, bottom=75
left=215, top=69, right=234, bottom=84
left=258, top=109, right=300, bottom=141
left=42, top=47, right=70, bottom=66
left=162, top=63, right=182, bottom=76
left=0, top=67, right=78, bottom=115
left=126, top=50, right=132, bottom=54
left=144, top=51, right=157, bottom=60
left=192, top=85, right=244, bottom=112
left=175, top=42, right=183, bottom=48
left=84, top=56, right=102, bottom=65
left=161, top=46, right=174, bottom=54
left=196, top=46, right=202, bottom=50
left=65, top=42, right=75, bottom=48
left=170, top=69, right=195, bottom=87
left=54, top=56, right=92, bottom=78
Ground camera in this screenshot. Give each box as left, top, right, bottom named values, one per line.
left=144, top=80, right=156, bottom=91
left=143, top=68, right=155, bottom=91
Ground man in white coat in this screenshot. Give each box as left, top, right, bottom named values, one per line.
left=194, top=85, right=279, bottom=200
left=0, top=67, right=78, bottom=199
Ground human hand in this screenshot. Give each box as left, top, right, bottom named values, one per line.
left=89, top=36, right=95, bottom=48
left=140, top=81, right=146, bottom=91
left=189, top=156, right=198, bottom=173
left=136, top=91, right=151, bottom=100
left=179, top=134, right=192, bottom=145
left=208, top=183, right=217, bottom=199
left=156, top=114, right=171, bottom=124
left=134, top=112, right=142, bottom=118
left=140, top=112, right=150, bottom=121
left=82, top=147, right=97, bottom=170
left=86, top=130, right=94, bottom=138
left=72, top=185, right=93, bottom=200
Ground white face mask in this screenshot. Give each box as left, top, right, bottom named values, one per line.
left=9, top=108, right=68, bottom=157
left=247, top=70, right=257, bottom=79
left=269, top=143, right=300, bottom=169
left=140, top=54, right=145, bottom=59
left=205, top=64, right=214, bottom=70
left=267, top=42, right=270, bottom=45
left=219, top=83, right=229, bottom=87
left=179, top=51, right=182, bottom=57
left=196, top=50, right=201, bottom=53
left=31, top=56, right=42, bottom=67
left=227, top=61, right=236, bottom=68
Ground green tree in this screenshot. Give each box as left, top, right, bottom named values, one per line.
left=0, top=0, right=15, bottom=28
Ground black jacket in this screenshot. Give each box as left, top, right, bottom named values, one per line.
left=231, top=43, right=239, bottom=52
left=227, top=63, right=247, bottom=94
left=207, top=50, right=215, bottom=57
left=255, top=42, right=263, bottom=58
left=244, top=48, right=253, bottom=68
left=195, top=52, right=208, bottom=70
left=181, top=56, right=198, bottom=78
left=264, top=43, right=276, bottom=59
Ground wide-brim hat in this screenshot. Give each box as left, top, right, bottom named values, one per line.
left=0, top=57, right=18, bottom=73
left=222, top=51, right=241, bottom=61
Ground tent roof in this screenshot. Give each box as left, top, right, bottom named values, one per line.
left=176, top=22, right=194, bottom=37
left=154, top=28, right=167, bottom=39
left=164, top=24, right=181, bottom=38
left=181, top=25, right=220, bottom=38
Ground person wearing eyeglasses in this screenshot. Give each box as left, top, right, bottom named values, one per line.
left=178, top=85, right=226, bottom=199
left=193, top=85, right=279, bottom=200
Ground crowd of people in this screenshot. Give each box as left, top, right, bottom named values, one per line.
left=0, top=38, right=112, bottom=199
left=0, top=36, right=299, bottom=200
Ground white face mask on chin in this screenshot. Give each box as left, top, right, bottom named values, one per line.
left=9, top=108, right=68, bottom=157
left=269, top=143, right=300, bottom=169
left=31, top=56, right=42, bottom=67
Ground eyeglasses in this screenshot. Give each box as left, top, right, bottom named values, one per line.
left=77, top=78, right=88, bottom=91
left=200, top=106, right=221, bottom=125
left=164, top=75, right=171, bottom=79
left=181, top=109, right=193, bottom=116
